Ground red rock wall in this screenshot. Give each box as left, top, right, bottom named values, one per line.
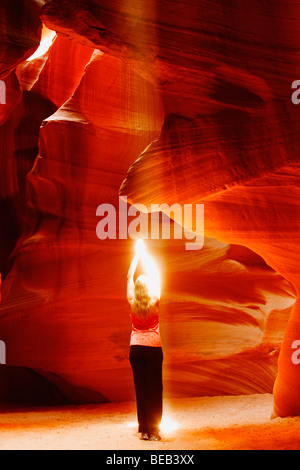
left=0, top=0, right=299, bottom=412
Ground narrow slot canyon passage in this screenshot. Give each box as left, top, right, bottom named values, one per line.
left=1, top=0, right=300, bottom=451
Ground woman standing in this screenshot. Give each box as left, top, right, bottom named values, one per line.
left=127, top=240, right=163, bottom=441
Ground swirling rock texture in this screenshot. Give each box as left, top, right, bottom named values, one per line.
left=0, top=0, right=298, bottom=416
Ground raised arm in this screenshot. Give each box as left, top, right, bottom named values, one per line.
left=127, top=252, right=140, bottom=303
left=127, top=240, right=161, bottom=304
left=141, top=252, right=161, bottom=300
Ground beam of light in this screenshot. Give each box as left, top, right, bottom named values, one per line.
left=126, top=421, right=137, bottom=428
left=126, top=415, right=179, bottom=434
left=160, top=415, right=179, bottom=433
left=26, top=25, right=57, bottom=62
left=135, top=239, right=161, bottom=299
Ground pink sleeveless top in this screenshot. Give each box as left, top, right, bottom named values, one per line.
left=130, top=307, right=162, bottom=347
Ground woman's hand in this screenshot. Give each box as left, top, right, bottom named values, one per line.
left=127, top=239, right=161, bottom=303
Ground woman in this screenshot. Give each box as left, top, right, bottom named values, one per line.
left=127, top=240, right=163, bottom=441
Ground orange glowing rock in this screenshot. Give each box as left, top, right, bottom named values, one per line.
left=17, top=34, right=94, bottom=108
left=0, top=0, right=299, bottom=416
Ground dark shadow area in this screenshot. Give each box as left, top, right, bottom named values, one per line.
left=0, top=366, right=109, bottom=408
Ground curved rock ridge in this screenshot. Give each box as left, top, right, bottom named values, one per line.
left=0, top=0, right=43, bottom=79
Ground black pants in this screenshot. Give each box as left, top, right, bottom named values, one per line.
left=129, top=345, right=163, bottom=434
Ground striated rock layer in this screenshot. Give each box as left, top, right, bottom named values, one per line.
left=0, top=0, right=299, bottom=412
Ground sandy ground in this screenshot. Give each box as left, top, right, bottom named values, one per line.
left=0, top=394, right=299, bottom=450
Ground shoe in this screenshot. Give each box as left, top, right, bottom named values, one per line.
left=140, top=433, right=149, bottom=440
left=149, top=433, right=162, bottom=441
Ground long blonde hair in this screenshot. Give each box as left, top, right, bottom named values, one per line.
left=131, top=275, right=159, bottom=319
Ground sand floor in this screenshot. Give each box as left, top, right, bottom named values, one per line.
left=0, top=394, right=299, bottom=450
